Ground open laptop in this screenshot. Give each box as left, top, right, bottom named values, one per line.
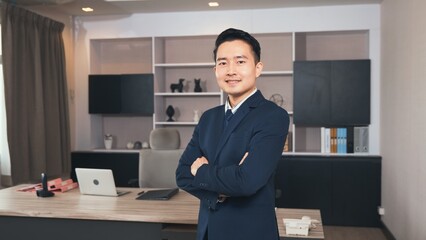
left=75, top=168, right=130, bottom=197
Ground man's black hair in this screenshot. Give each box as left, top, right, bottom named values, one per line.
left=213, top=28, right=261, bottom=63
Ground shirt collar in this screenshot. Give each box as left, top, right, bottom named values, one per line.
left=225, top=88, right=258, bottom=114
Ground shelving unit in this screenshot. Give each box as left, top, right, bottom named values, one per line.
left=89, top=37, right=154, bottom=149
left=88, top=30, right=371, bottom=154
left=293, top=30, right=370, bottom=153
left=153, top=35, right=222, bottom=145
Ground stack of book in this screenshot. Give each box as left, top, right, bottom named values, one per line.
left=17, top=177, right=78, bottom=193
left=321, top=126, right=369, bottom=154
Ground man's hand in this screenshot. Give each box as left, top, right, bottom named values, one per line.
left=239, top=152, right=249, bottom=165
left=191, top=156, right=209, bottom=176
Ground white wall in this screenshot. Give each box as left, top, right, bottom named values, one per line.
left=73, top=4, right=381, bottom=153
left=0, top=25, right=11, bottom=177
left=381, top=0, right=426, bottom=239
left=0, top=63, right=11, bottom=178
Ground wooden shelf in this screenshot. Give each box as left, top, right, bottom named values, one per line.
left=154, top=62, right=214, bottom=68
left=155, top=121, right=198, bottom=126
left=155, top=92, right=222, bottom=97
left=261, top=70, right=293, bottom=76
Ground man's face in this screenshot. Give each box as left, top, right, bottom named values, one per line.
left=214, top=40, right=263, bottom=105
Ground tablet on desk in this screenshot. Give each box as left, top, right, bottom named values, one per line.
left=136, top=188, right=179, bottom=200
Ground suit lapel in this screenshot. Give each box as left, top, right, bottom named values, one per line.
left=212, top=91, right=265, bottom=162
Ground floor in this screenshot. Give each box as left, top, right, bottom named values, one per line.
left=323, top=226, right=389, bottom=240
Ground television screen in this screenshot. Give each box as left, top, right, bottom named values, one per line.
left=89, top=73, right=154, bottom=115
left=293, top=60, right=370, bottom=127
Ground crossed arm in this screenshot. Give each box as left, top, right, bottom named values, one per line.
left=191, top=152, right=249, bottom=176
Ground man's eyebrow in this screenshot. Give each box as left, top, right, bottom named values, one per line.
left=216, top=55, right=248, bottom=61
left=235, top=55, right=248, bottom=59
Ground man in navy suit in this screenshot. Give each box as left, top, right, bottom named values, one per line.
left=176, top=28, right=289, bottom=240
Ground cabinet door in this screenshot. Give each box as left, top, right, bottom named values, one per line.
left=71, top=152, right=139, bottom=187
left=276, top=155, right=381, bottom=227
left=293, top=60, right=370, bottom=127
left=275, top=157, right=333, bottom=224
left=332, top=158, right=381, bottom=226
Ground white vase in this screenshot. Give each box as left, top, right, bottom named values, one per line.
left=193, top=109, right=200, bottom=122
left=104, top=139, right=113, bottom=150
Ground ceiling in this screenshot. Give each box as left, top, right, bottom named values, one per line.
left=5, top=0, right=383, bottom=16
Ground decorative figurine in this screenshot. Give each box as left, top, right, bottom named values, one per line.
left=194, top=78, right=202, bottom=92
left=133, top=141, right=142, bottom=149
left=166, top=105, right=175, bottom=121
left=170, top=78, right=185, bottom=92
left=269, top=93, right=284, bottom=107
left=142, top=141, right=149, bottom=149
left=126, top=141, right=134, bottom=149
left=193, top=109, right=200, bottom=122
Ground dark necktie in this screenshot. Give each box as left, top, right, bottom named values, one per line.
left=224, top=109, right=234, bottom=128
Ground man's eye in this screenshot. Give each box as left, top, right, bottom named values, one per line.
left=237, top=60, right=246, bottom=64
left=217, top=62, right=226, bottom=66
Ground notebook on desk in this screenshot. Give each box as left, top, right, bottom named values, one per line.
left=75, top=168, right=130, bottom=197
left=136, top=188, right=179, bottom=200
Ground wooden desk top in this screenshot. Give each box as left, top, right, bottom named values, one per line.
left=0, top=185, right=323, bottom=239
left=0, top=185, right=198, bottom=224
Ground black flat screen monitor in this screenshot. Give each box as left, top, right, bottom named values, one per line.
left=89, top=73, right=154, bottom=115
left=293, top=59, right=370, bottom=127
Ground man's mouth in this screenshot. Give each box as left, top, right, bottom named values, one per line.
left=225, top=79, right=240, bottom=83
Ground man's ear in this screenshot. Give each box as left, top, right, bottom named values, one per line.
left=255, top=61, right=264, bottom=78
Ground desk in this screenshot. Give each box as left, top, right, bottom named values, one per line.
left=0, top=185, right=323, bottom=240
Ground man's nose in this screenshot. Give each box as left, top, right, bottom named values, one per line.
left=226, top=62, right=236, bottom=75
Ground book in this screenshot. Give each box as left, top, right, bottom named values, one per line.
left=346, top=127, right=354, bottom=153
left=17, top=178, right=78, bottom=193
left=283, top=132, right=292, bottom=152
left=354, top=126, right=369, bottom=153
left=51, top=182, right=79, bottom=193
left=331, top=128, right=337, bottom=153
left=324, top=128, right=331, bottom=153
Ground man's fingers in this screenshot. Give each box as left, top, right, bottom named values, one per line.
left=239, top=152, right=249, bottom=165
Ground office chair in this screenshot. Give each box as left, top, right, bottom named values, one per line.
left=138, top=128, right=184, bottom=188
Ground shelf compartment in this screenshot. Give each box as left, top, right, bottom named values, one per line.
left=155, top=122, right=198, bottom=126
left=155, top=62, right=215, bottom=68
left=261, top=70, right=293, bottom=76
left=155, top=92, right=222, bottom=97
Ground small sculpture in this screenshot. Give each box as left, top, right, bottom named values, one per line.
left=170, top=78, right=185, bottom=92
left=133, top=141, right=142, bottom=149
left=126, top=141, right=134, bottom=149
left=166, top=105, right=175, bottom=122
left=194, top=78, right=202, bottom=92
left=142, top=141, right=149, bottom=149
left=193, top=109, right=200, bottom=122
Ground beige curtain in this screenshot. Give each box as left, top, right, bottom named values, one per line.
left=1, top=3, right=70, bottom=184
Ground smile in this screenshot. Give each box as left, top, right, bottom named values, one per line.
left=225, top=79, right=241, bottom=83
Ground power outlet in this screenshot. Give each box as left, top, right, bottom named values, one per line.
left=378, top=206, right=385, bottom=216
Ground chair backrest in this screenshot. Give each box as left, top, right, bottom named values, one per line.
left=138, top=128, right=184, bottom=188
left=149, top=128, right=180, bottom=150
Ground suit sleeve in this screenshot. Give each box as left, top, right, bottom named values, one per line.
left=175, top=114, right=220, bottom=206
left=192, top=107, right=289, bottom=197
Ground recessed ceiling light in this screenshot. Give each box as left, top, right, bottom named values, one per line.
left=82, top=7, right=94, bottom=12
left=209, top=2, right=219, bottom=7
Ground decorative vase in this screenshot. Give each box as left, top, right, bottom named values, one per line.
left=193, top=109, right=200, bottom=122
left=166, top=105, right=175, bottom=122
left=104, top=134, right=113, bottom=150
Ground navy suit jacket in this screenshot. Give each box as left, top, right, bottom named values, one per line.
left=176, top=91, right=289, bottom=240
